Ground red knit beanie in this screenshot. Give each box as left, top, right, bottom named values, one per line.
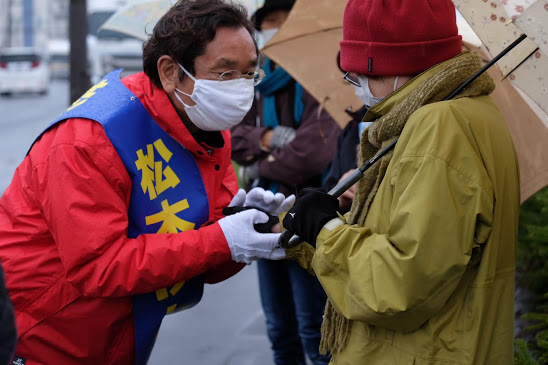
left=340, top=0, right=462, bottom=76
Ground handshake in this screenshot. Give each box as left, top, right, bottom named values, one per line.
left=218, top=187, right=295, bottom=264
left=219, top=187, right=340, bottom=265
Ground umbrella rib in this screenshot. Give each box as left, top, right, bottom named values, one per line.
left=502, top=47, right=540, bottom=81
left=447, top=34, right=528, bottom=100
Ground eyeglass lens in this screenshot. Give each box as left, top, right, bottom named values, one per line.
left=217, top=69, right=265, bottom=86
left=343, top=72, right=360, bottom=87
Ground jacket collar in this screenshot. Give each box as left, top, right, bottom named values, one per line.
left=363, top=53, right=470, bottom=123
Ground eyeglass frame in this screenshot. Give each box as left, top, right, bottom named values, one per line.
left=212, top=68, right=266, bottom=86
left=192, top=66, right=266, bottom=86
left=343, top=72, right=361, bottom=87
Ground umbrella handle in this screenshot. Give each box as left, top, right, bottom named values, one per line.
left=278, top=34, right=528, bottom=249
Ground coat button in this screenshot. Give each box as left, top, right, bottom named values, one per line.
left=215, top=165, right=220, bottom=171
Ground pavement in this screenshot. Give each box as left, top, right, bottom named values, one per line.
left=149, top=263, right=277, bottom=365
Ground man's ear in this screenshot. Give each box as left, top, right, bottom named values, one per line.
left=157, top=55, right=179, bottom=93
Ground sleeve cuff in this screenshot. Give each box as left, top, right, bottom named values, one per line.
left=316, top=217, right=345, bottom=249
left=323, top=217, right=345, bottom=232
left=199, top=222, right=233, bottom=263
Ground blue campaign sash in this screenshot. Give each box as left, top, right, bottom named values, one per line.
left=40, top=70, right=210, bottom=365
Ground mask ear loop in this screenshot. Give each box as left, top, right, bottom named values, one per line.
left=178, top=63, right=197, bottom=82
left=393, top=76, right=400, bottom=92
left=174, top=88, right=193, bottom=108
left=175, top=63, right=196, bottom=103
left=175, top=88, right=192, bottom=98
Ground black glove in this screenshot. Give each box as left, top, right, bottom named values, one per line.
left=282, top=188, right=340, bottom=247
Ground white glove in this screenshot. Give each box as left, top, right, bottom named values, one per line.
left=245, top=187, right=296, bottom=216
left=270, top=126, right=297, bottom=149
left=228, top=188, right=247, bottom=208
left=242, top=162, right=260, bottom=181
left=218, top=208, right=285, bottom=264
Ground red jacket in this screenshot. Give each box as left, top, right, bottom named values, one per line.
left=0, top=72, right=243, bottom=364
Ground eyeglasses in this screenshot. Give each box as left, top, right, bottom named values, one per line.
left=343, top=72, right=360, bottom=87
left=208, top=69, right=266, bottom=86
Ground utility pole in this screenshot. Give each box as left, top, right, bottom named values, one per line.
left=6, top=0, right=13, bottom=47
left=69, top=0, right=91, bottom=104
left=22, top=0, right=33, bottom=47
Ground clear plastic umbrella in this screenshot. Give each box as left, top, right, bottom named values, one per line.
left=100, top=0, right=264, bottom=41
left=100, top=0, right=175, bottom=41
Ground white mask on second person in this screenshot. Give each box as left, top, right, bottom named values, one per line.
left=259, top=28, right=279, bottom=49
left=174, top=63, right=255, bottom=131
left=353, top=85, right=367, bottom=104
left=356, top=75, right=400, bottom=108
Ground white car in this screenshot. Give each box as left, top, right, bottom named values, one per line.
left=0, top=47, right=50, bottom=96
left=48, top=39, right=70, bottom=79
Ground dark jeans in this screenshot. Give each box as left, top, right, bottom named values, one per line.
left=257, top=259, right=331, bottom=365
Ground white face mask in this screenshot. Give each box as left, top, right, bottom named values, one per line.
left=174, top=64, right=255, bottom=131
left=258, top=28, right=278, bottom=50
left=353, top=85, right=367, bottom=104
left=356, top=76, right=400, bottom=108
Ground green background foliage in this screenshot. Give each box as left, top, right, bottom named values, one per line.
left=515, top=187, right=548, bottom=364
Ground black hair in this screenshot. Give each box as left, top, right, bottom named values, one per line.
left=143, top=0, right=256, bottom=87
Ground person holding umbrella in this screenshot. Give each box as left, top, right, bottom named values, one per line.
left=0, top=1, right=290, bottom=364
left=283, top=0, right=520, bottom=364
left=230, top=1, right=339, bottom=364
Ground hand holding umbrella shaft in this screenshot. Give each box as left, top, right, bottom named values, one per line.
left=279, top=138, right=399, bottom=248
left=279, top=169, right=364, bottom=248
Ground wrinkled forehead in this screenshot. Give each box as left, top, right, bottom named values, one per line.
left=200, top=26, right=258, bottom=71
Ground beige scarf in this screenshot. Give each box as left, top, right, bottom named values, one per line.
left=316, top=51, right=496, bottom=355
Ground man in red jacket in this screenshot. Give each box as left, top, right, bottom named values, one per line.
left=0, top=1, right=289, bottom=364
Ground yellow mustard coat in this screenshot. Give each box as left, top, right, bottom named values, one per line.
left=313, top=63, right=520, bottom=364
